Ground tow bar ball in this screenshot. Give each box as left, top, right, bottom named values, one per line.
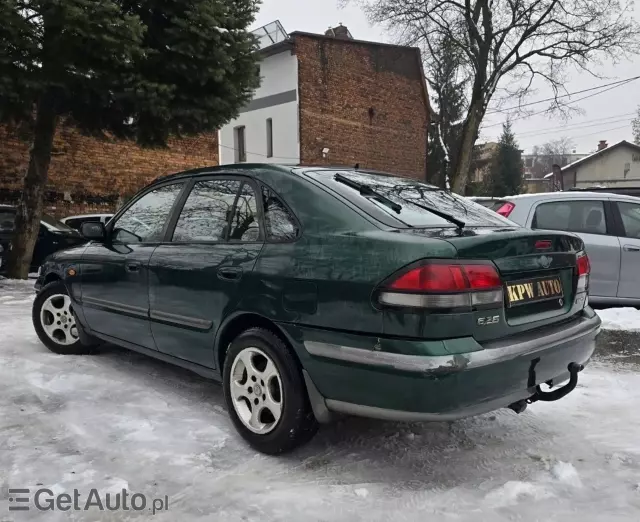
left=508, top=362, right=585, bottom=414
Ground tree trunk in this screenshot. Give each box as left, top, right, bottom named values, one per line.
left=451, top=98, right=485, bottom=195
left=5, top=90, right=58, bottom=279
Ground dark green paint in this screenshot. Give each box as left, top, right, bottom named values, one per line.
left=36, top=164, right=596, bottom=417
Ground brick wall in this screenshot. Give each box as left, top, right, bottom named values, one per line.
left=294, top=33, right=429, bottom=179
left=0, top=124, right=218, bottom=219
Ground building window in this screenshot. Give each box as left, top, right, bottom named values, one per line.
left=266, top=118, right=273, bottom=158
left=234, top=126, right=246, bottom=163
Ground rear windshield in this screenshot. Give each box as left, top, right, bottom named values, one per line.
left=477, top=199, right=509, bottom=211
left=41, top=214, right=77, bottom=233
left=307, top=170, right=515, bottom=228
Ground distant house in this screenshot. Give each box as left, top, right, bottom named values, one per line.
left=218, top=21, right=431, bottom=179
left=522, top=151, right=589, bottom=179
left=544, top=140, right=640, bottom=190
left=469, top=142, right=498, bottom=183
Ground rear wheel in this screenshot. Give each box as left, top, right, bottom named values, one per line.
left=223, top=328, right=318, bottom=454
left=32, top=281, right=95, bottom=355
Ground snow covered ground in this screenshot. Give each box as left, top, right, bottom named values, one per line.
left=598, top=307, right=640, bottom=331
left=2, top=277, right=640, bottom=521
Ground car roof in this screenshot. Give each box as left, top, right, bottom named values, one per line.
left=150, top=163, right=424, bottom=187
left=505, top=191, right=640, bottom=203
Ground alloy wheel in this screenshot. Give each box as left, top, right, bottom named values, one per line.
left=229, top=347, right=283, bottom=434
left=39, top=294, right=79, bottom=346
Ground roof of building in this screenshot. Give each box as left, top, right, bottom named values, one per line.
left=543, top=140, right=640, bottom=179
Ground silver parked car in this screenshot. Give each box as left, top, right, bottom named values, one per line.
left=482, top=191, right=640, bottom=306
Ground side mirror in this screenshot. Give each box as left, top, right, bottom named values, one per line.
left=81, top=222, right=106, bottom=241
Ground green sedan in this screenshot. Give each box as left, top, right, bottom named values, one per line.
left=32, top=165, right=601, bottom=454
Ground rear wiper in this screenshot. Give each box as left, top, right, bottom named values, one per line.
left=334, top=173, right=402, bottom=213
left=399, top=198, right=466, bottom=231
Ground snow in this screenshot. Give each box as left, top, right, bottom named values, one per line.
left=437, top=122, right=450, bottom=163
left=597, top=307, right=640, bottom=331
left=2, top=277, right=640, bottom=521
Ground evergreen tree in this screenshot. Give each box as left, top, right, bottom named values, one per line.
left=426, top=36, right=467, bottom=189
left=633, top=106, right=640, bottom=146
left=0, top=0, right=260, bottom=278
left=484, top=121, right=523, bottom=197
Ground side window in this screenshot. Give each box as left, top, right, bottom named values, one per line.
left=112, top=183, right=183, bottom=243
left=533, top=200, right=606, bottom=235
left=261, top=186, right=299, bottom=241
left=64, top=218, right=82, bottom=230
left=229, top=183, right=261, bottom=242
left=0, top=211, right=15, bottom=233
left=172, top=179, right=241, bottom=242
left=617, top=202, right=640, bottom=239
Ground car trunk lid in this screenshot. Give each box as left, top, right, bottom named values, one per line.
left=385, top=227, right=587, bottom=343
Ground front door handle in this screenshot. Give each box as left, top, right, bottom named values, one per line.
left=217, top=267, right=243, bottom=281
left=623, top=245, right=640, bottom=252
left=125, top=261, right=141, bottom=272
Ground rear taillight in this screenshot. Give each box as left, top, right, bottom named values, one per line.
left=576, top=252, right=590, bottom=294
left=577, top=252, right=590, bottom=276
left=496, top=202, right=515, bottom=218
left=379, top=262, right=503, bottom=310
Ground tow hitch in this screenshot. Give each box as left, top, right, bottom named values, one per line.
left=508, top=362, right=584, bottom=414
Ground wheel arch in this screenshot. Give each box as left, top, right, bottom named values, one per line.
left=215, top=312, right=302, bottom=372
left=43, top=272, right=62, bottom=285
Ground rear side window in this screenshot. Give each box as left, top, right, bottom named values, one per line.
left=228, top=183, right=261, bottom=242
left=533, top=200, right=607, bottom=235
left=0, top=211, right=15, bottom=232
left=617, top=202, right=640, bottom=238
left=262, top=186, right=299, bottom=241
left=66, top=217, right=99, bottom=230
left=307, top=170, right=513, bottom=228
left=173, top=180, right=241, bottom=242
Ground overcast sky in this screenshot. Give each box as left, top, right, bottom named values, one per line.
left=252, top=0, right=640, bottom=154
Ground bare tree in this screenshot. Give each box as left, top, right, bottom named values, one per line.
left=633, top=106, right=640, bottom=146
left=345, top=0, right=639, bottom=193
left=527, top=137, right=576, bottom=177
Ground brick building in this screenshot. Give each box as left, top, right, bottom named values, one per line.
left=0, top=125, right=218, bottom=219
left=0, top=21, right=429, bottom=220
left=219, top=21, right=430, bottom=179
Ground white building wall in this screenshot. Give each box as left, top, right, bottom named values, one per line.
left=219, top=50, right=299, bottom=165
left=568, top=146, right=640, bottom=188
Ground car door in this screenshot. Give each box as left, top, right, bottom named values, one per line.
left=148, top=177, right=264, bottom=368
left=79, top=182, right=186, bottom=349
left=612, top=200, right=640, bottom=299
left=530, top=198, right=621, bottom=299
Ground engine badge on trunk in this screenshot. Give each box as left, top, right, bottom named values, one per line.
left=506, top=276, right=563, bottom=307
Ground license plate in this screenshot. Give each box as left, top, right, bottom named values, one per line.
left=505, top=276, right=564, bottom=307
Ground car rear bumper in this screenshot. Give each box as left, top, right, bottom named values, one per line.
left=286, top=308, right=601, bottom=422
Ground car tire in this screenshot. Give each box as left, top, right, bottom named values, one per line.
left=32, top=281, right=97, bottom=355
left=223, top=327, right=319, bottom=455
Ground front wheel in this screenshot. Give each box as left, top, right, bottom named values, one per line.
left=32, top=281, right=94, bottom=355
left=223, top=328, right=318, bottom=454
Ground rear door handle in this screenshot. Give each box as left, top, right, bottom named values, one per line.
left=217, top=267, right=243, bottom=281
left=125, top=261, right=141, bottom=272
left=623, top=245, right=640, bottom=252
